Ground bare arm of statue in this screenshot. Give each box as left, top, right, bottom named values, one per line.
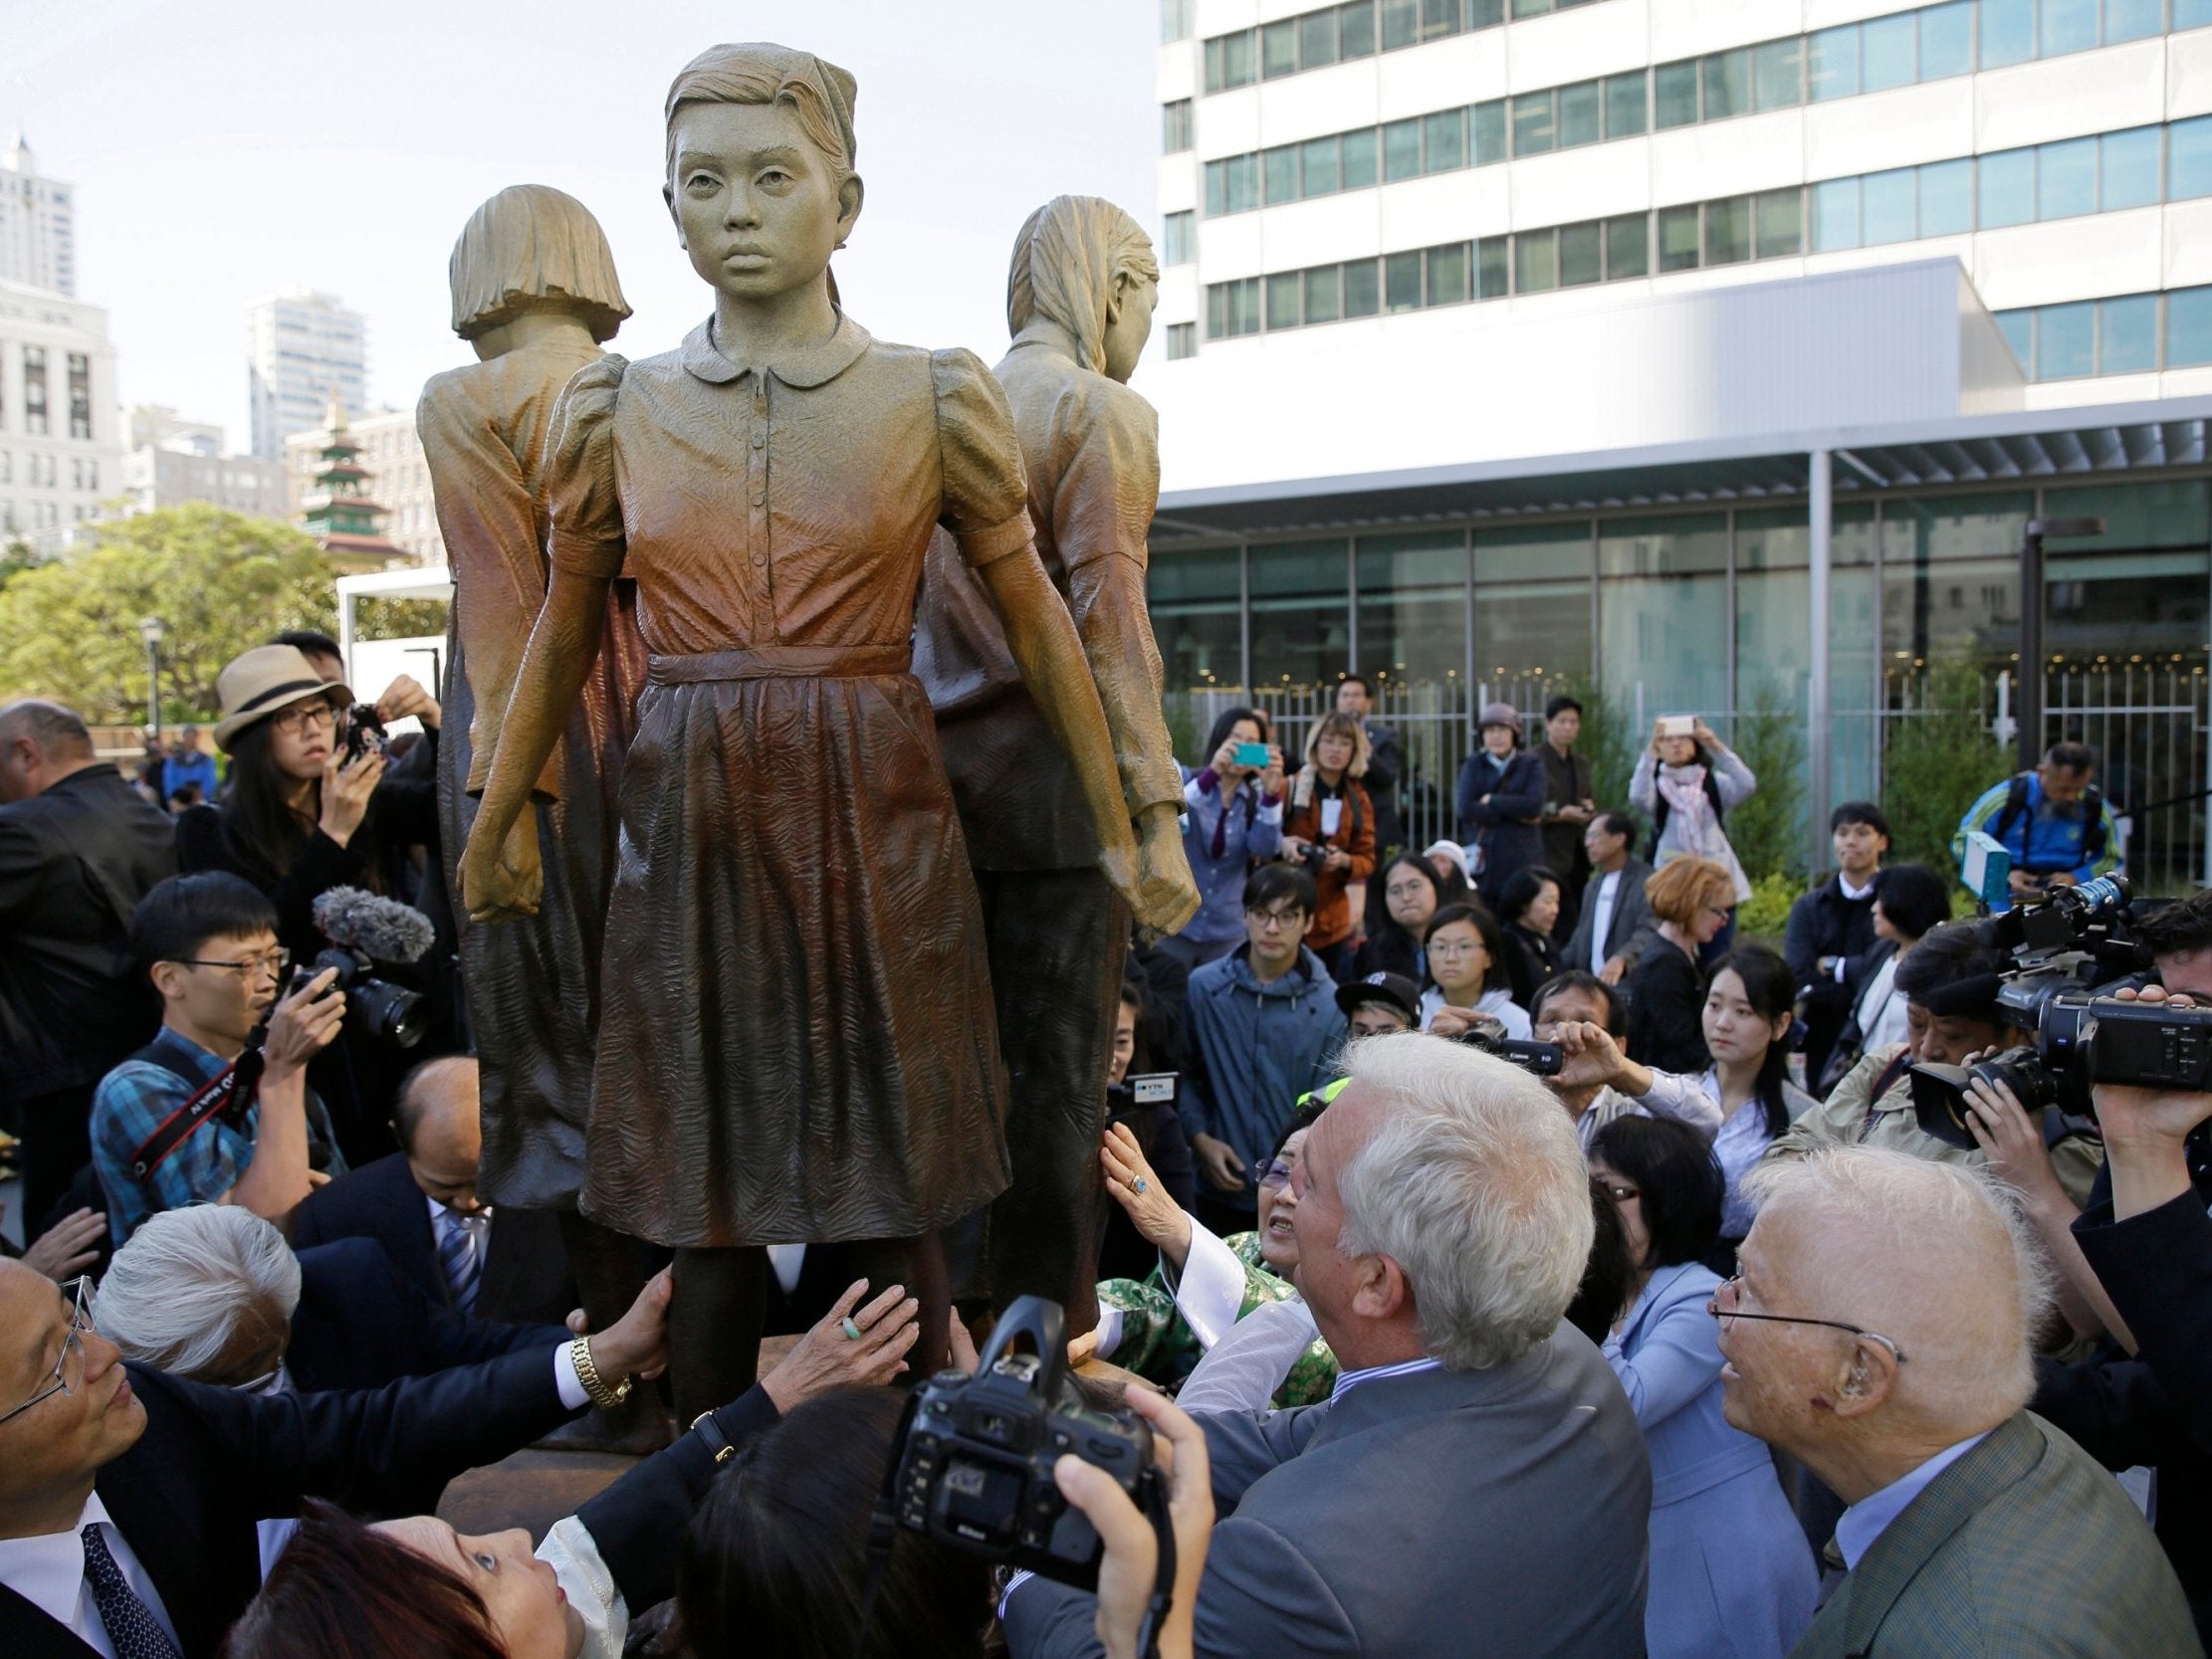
left=980, top=550, right=1184, bottom=933
left=458, top=565, right=610, bottom=920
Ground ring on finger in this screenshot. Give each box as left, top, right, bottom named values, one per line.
left=1132, top=1177, right=1149, bottom=1194
left=841, top=1316, right=864, bottom=1342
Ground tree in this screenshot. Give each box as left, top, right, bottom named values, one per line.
left=1723, top=693, right=1809, bottom=884
left=0, top=506, right=338, bottom=723
left=1882, top=652, right=2009, bottom=877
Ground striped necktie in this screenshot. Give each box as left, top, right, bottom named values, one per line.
left=81, top=1524, right=181, bottom=1659
left=437, top=1207, right=483, bottom=1313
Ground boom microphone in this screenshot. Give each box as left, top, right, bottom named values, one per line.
left=312, top=887, right=436, bottom=964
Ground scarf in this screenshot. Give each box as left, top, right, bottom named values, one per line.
left=1657, top=762, right=1719, bottom=855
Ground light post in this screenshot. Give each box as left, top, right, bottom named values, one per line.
left=138, top=615, right=165, bottom=740
left=2016, top=518, right=2102, bottom=770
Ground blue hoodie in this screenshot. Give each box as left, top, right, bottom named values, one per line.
left=1181, top=943, right=1347, bottom=1206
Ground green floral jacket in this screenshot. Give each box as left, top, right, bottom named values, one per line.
left=1096, top=1228, right=1337, bottom=1408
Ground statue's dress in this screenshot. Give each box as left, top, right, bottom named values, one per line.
left=419, top=340, right=648, bottom=1211
left=545, top=311, right=1017, bottom=1247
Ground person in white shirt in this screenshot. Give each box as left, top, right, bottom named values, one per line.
left=1565, top=812, right=1659, bottom=986
left=1418, top=902, right=1532, bottom=1041
left=1696, top=946, right=1819, bottom=1272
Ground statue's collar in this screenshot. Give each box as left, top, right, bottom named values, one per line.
left=682, top=309, right=871, bottom=389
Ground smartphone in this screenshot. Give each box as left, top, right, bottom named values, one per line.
left=1233, top=742, right=1271, bottom=768
left=1659, top=716, right=1695, bottom=739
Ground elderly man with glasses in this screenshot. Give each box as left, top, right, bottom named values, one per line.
left=88, top=874, right=347, bottom=1246
left=1713, top=1144, right=2193, bottom=1658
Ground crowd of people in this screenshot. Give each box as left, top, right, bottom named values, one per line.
left=0, top=639, right=2205, bottom=1658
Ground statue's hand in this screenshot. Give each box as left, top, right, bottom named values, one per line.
left=1114, top=805, right=1202, bottom=941
left=462, top=811, right=544, bottom=922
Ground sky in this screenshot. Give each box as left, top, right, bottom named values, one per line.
left=2, top=0, right=1160, bottom=447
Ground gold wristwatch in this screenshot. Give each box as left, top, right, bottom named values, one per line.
left=570, top=1337, right=633, bottom=1408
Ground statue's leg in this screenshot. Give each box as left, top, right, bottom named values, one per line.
left=843, top=1233, right=951, bottom=1376
left=670, top=1245, right=766, bottom=1426
left=555, top=1210, right=666, bottom=1446
left=984, top=869, right=1129, bottom=1336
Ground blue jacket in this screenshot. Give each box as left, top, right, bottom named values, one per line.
left=1181, top=944, right=1345, bottom=1188
left=161, top=749, right=219, bottom=805
left=1606, top=1262, right=1817, bottom=1659
left=1455, top=748, right=1547, bottom=900
left=1952, top=770, right=2120, bottom=909
left=1177, top=768, right=1284, bottom=947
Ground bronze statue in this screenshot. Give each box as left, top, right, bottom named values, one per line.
left=418, top=185, right=655, bottom=1436
left=917, top=196, right=1198, bottom=1332
left=460, top=44, right=1189, bottom=1420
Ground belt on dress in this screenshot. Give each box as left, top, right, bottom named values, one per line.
left=647, top=644, right=913, bottom=684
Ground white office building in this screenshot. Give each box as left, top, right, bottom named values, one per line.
left=0, top=133, right=77, bottom=297
left=0, top=278, right=122, bottom=557
left=1143, top=0, right=2212, bottom=885
left=248, top=290, right=368, bottom=461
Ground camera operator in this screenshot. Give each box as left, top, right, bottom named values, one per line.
left=88, top=873, right=346, bottom=1244
left=1952, top=740, right=2120, bottom=914
left=1761, top=919, right=2105, bottom=1210
left=1277, top=712, right=1376, bottom=981
left=177, top=644, right=444, bottom=1161
left=1529, top=970, right=1722, bottom=1152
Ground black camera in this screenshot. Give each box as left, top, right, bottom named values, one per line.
left=294, top=947, right=427, bottom=1050
left=1908, top=877, right=2212, bottom=1144
left=342, top=703, right=388, bottom=763
left=1294, top=839, right=1330, bottom=878
left=1453, top=1025, right=1565, bottom=1077
left=890, top=1296, right=1156, bottom=1587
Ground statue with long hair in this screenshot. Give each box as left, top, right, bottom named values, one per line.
left=459, top=46, right=1192, bottom=1418
left=418, top=184, right=655, bottom=1437
left=916, top=195, right=1197, bottom=1330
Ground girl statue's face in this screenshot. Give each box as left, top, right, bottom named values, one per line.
left=666, top=99, right=859, bottom=306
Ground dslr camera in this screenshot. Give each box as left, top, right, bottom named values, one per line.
left=341, top=703, right=388, bottom=764
left=1452, top=1023, right=1565, bottom=1077
left=1908, top=876, right=2212, bottom=1144
left=889, top=1296, right=1157, bottom=1588
left=293, top=888, right=434, bottom=1050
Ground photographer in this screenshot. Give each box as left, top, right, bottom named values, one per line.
left=1529, top=970, right=1721, bottom=1152
left=1277, top=711, right=1376, bottom=980
left=88, top=873, right=347, bottom=1244
left=1165, top=710, right=1285, bottom=972
left=177, top=644, right=443, bottom=1161
left=1952, top=740, right=2120, bottom=914
left=1630, top=718, right=1755, bottom=957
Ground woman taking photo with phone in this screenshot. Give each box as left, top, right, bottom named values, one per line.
left=1630, top=717, right=1755, bottom=959
left=1165, top=708, right=1286, bottom=970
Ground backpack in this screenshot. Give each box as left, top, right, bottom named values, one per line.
left=1648, top=765, right=1727, bottom=864
left=1990, top=771, right=2107, bottom=870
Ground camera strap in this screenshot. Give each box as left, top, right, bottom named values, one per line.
left=122, top=1038, right=266, bottom=1185
left=1133, top=1463, right=1179, bottom=1659
left=851, top=1388, right=925, bottom=1659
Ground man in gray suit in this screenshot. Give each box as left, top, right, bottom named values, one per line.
left=1563, top=812, right=1658, bottom=986
left=1003, top=1033, right=1651, bottom=1659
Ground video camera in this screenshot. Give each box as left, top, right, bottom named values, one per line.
left=887, top=1296, right=1158, bottom=1588
left=1908, top=876, right=2212, bottom=1144
left=1454, top=1025, right=1565, bottom=1077
left=293, top=887, right=433, bottom=1049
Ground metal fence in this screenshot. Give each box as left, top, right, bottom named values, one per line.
left=1167, top=662, right=2212, bottom=891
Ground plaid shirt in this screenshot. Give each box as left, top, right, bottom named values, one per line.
left=90, top=1027, right=345, bottom=1243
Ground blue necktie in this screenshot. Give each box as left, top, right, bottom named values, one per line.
left=437, top=1209, right=483, bottom=1313
left=81, top=1524, right=181, bottom=1659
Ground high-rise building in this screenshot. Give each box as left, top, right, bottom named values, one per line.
left=118, top=405, right=287, bottom=519
left=0, top=132, right=77, bottom=297
left=283, top=403, right=442, bottom=565
left=1143, top=1, right=2212, bottom=889
left=0, top=277, right=122, bottom=556
left=247, top=290, right=368, bottom=461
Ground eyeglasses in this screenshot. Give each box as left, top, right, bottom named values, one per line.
left=2, top=1277, right=93, bottom=1425
left=1250, top=1157, right=1295, bottom=1189
left=1429, top=940, right=1486, bottom=959
left=171, top=947, right=291, bottom=982
left=1244, top=907, right=1307, bottom=931
left=1705, top=1275, right=1908, bottom=1363
left=269, top=700, right=338, bottom=736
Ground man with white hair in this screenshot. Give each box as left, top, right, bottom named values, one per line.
left=1717, top=1146, right=2193, bottom=1657
left=1007, top=1032, right=1651, bottom=1659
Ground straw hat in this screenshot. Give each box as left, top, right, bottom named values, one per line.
left=211, top=646, right=350, bottom=751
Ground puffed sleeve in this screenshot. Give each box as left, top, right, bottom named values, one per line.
left=544, top=355, right=628, bottom=582
left=930, top=347, right=1035, bottom=568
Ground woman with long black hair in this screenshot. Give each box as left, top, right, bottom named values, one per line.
left=1694, top=943, right=1814, bottom=1273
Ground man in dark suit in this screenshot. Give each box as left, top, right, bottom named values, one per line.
left=1720, top=1144, right=2192, bottom=1657
left=1783, top=801, right=1890, bottom=1087
left=0, top=1252, right=667, bottom=1658
left=1006, top=1033, right=1651, bottom=1659
left=0, top=701, right=177, bottom=1237
left=1562, top=812, right=1658, bottom=986
left=291, top=1055, right=573, bottom=1326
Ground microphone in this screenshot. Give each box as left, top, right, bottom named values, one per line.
left=312, top=886, right=436, bottom=964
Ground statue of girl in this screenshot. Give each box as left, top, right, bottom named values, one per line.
left=460, top=43, right=1186, bottom=1418
left=418, top=184, right=655, bottom=1442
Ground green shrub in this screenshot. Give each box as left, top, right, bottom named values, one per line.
left=1723, top=695, right=1809, bottom=884
left=1735, top=869, right=1806, bottom=945
left=1882, top=653, right=2009, bottom=879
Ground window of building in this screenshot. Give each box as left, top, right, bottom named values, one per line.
left=1980, top=0, right=2036, bottom=67
left=1472, top=101, right=1508, bottom=164
left=2101, top=126, right=2161, bottom=209
left=1427, top=241, right=1469, bottom=305
left=1264, top=145, right=1300, bottom=205
left=1702, top=49, right=1749, bottom=120
left=1384, top=251, right=1423, bottom=311
left=1206, top=278, right=1262, bottom=338
left=1860, top=12, right=1916, bottom=92
left=1918, top=158, right=1973, bottom=235
left=2098, top=295, right=2157, bottom=374
left=1605, top=214, right=1649, bottom=279
left=1358, top=531, right=1470, bottom=692
left=1300, top=10, right=1339, bottom=67
left=1383, top=117, right=1423, bottom=181
left=1380, top=0, right=1420, bottom=49
left=1979, top=147, right=2037, bottom=228
left=1250, top=539, right=1351, bottom=691
left=1600, top=515, right=1730, bottom=720
left=1340, top=0, right=1378, bottom=57
left=2038, top=302, right=2096, bottom=377
left=2038, top=135, right=2097, bottom=219
left=1163, top=100, right=1193, bottom=154
left=1512, top=91, right=1555, bottom=156
left=1148, top=545, right=1241, bottom=690
left=1267, top=271, right=1303, bottom=329
left=67, top=353, right=91, bottom=442
left=1204, top=154, right=1258, bottom=216
left=1657, top=205, right=1701, bottom=271
left=1704, top=196, right=1752, bottom=265
left=1343, top=129, right=1380, bottom=189
left=1304, top=266, right=1343, bottom=324
left=1515, top=230, right=1558, bottom=294
left=2171, top=286, right=2212, bottom=366
left=1918, top=3, right=1974, bottom=78
left=1425, top=107, right=1467, bottom=172
left=1204, top=32, right=1256, bottom=92
left=2173, top=116, right=2212, bottom=200
left=1345, top=259, right=1382, bottom=316
left=1163, top=211, right=1196, bottom=266
left=1558, top=220, right=1602, bottom=286
left=1603, top=72, right=1647, bottom=139
left=1998, top=310, right=2036, bottom=369
left=1653, top=61, right=1698, bottom=128
left=2041, top=0, right=2100, bottom=55
left=1261, top=19, right=1300, bottom=78
left=22, top=346, right=47, bottom=436
left=1161, top=0, right=1195, bottom=42
left=1752, top=38, right=1802, bottom=110
left=1477, top=236, right=1510, bottom=298
left=1753, top=188, right=1803, bottom=257
left=1557, top=81, right=1601, bottom=148
left=1807, top=25, right=1858, bottom=100
left=2102, top=0, right=2161, bottom=41
left=2178, top=0, right=2212, bottom=27
left=1420, top=0, right=1463, bottom=40
left=1862, top=168, right=1917, bottom=244
left=1302, top=135, right=1342, bottom=196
